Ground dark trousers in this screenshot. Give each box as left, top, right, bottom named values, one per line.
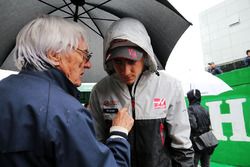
left=194, top=151, right=210, bottom=167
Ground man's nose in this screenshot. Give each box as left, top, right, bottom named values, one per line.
left=84, top=61, right=92, bottom=69
left=121, top=63, right=131, bottom=75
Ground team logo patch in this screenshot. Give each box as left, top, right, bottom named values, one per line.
left=128, top=48, right=137, bottom=59
left=103, top=99, right=118, bottom=107
left=153, top=98, right=166, bottom=109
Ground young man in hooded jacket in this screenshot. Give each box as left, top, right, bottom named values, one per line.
left=89, top=17, right=194, bottom=167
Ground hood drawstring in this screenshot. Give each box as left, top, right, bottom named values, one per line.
left=155, top=70, right=160, bottom=76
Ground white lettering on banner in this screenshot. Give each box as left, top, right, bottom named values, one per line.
left=206, top=98, right=250, bottom=142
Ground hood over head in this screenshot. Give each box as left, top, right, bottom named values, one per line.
left=103, top=17, right=158, bottom=75
left=187, top=89, right=201, bottom=105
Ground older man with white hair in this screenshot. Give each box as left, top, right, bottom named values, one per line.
left=0, top=15, right=133, bottom=167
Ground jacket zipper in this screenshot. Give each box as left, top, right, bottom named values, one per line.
left=131, top=96, right=135, bottom=119
left=128, top=73, right=143, bottom=167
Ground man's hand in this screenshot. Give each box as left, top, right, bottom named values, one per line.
left=112, top=107, right=134, bottom=132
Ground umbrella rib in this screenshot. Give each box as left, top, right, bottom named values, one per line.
left=65, top=16, right=115, bottom=22
left=64, top=16, right=74, bottom=19
left=78, top=0, right=112, bottom=16
left=80, top=6, right=104, bottom=38
left=38, top=0, right=73, bottom=16
left=47, top=3, right=71, bottom=14
left=59, top=16, right=101, bottom=36
left=38, top=0, right=102, bottom=37
left=77, top=19, right=102, bottom=37
left=62, top=0, right=74, bottom=14
left=78, top=16, right=116, bottom=21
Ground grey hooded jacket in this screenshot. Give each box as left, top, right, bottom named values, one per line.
left=90, top=18, right=194, bottom=167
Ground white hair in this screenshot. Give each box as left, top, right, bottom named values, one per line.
left=14, top=15, right=88, bottom=71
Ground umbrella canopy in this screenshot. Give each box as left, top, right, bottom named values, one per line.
left=0, top=69, right=18, bottom=81
left=0, top=0, right=191, bottom=82
left=174, top=70, right=233, bottom=96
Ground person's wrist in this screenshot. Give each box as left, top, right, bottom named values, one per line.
left=109, top=126, right=128, bottom=139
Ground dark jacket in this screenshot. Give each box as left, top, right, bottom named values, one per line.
left=187, top=89, right=213, bottom=153
left=0, top=68, right=130, bottom=167
left=188, top=103, right=211, bottom=137
left=208, top=67, right=223, bottom=75
left=188, top=102, right=215, bottom=156
left=244, top=56, right=250, bottom=66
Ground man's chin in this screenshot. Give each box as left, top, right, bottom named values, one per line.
left=73, top=80, right=82, bottom=87
left=124, top=80, right=135, bottom=85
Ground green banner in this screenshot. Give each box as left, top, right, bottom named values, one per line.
left=200, top=67, right=250, bottom=167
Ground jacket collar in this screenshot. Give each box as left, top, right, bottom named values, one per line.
left=20, top=68, right=80, bottom=99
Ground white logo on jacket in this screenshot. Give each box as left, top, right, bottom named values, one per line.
left=153, top=98, right=166, bottom=109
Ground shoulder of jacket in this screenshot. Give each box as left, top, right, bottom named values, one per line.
left=158, top=71, right=182, bottom=90
left=92, top=75, right=118, bottom=93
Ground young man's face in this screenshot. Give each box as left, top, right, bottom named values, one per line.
left=112, top=57, right=144, bottom=85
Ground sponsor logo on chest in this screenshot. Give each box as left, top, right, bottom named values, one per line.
left=103, top=99, right=118, bottom=114
left=103, top=99, right=118, bottom=107
left=153, top=98, right=166, bottom=109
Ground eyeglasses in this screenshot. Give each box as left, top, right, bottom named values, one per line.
left=75, top=48, right=92, bottom=62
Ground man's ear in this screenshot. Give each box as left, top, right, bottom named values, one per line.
left=47, top=50, right=60, bottom=66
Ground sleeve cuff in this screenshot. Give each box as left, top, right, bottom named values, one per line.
left=109, top=126, right=128, bottom=139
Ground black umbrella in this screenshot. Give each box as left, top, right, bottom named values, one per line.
left=0, top=0, right=191, bottom=82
